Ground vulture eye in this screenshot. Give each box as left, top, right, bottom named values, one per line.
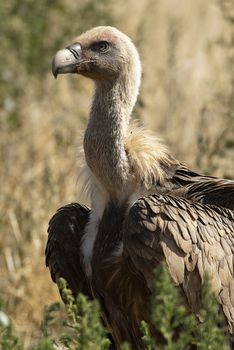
left=91, top=41, right=110, bottom=53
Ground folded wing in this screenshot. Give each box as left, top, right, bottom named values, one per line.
left=124, top=194, right=234, bottom=329
left=45, top=203, right=91, bottom=298
left=172, top=165, right=234, bottom=210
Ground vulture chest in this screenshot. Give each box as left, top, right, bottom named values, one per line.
left=90, top=203, right=150, bottom=347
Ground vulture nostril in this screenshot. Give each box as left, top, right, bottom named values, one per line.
left=67, top=43, right=81, bottom=59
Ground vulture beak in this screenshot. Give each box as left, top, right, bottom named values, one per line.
left=52, top=43, right=82, bottom=78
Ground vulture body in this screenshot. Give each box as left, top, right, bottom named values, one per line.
left=46, top=26, right=234, bottom=348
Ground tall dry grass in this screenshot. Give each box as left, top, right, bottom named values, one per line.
left=0, top=0, right=234, bottom=347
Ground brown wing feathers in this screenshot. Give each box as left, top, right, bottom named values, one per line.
left=124, top=194, right=234, bottom=330
left=172, top=166, right=234, bottom=210
left=45, top=203, right=91, bottom=298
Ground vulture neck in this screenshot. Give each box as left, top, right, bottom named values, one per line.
left=84, top=67, right=141, bottom=201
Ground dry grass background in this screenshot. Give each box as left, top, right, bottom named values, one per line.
left=0, top=0, right=234, bottom=347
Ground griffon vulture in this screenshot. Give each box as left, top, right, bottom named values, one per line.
left=46, top=26, right=234, bottom=348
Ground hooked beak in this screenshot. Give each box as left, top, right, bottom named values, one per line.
left=52, top=43, right=82, bottom=78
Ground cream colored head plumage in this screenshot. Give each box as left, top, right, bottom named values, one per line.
left=53, top=26, right=141, bottom=111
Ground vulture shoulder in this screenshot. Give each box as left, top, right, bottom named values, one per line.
left=172, top=166, right=234, bottom=211
left=125, top=125, right=234, bottom=212
left=124, top=194, right=234, bottom=330
left=45, top=203, right=91, bottom=298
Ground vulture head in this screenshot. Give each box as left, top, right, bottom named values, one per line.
left=52, top=26, right=141, bottom=86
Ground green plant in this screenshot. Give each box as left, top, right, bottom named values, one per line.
left=0, top=325, right=22, bottom=350
left=0, top=298, right=22, bottom=350
left=1, top=266, right=232, bottom=349
left=58, top=278, right=111, bottom=350
left=141, top=264, right=229, bottom=350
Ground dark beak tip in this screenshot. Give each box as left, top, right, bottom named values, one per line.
left=52, top=59, right=58, bottom=79
left=53, top=71, right=58, bottom=79
left=52, top=44, right=81, bottom=78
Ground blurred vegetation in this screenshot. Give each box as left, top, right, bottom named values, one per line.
left=141, top=265, right=229, bottom=350
left=0, top=0, right=113, bottom=128
left=0, top=0, right=234, bottom=348
left=0, top=266, right=231, bottom=349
